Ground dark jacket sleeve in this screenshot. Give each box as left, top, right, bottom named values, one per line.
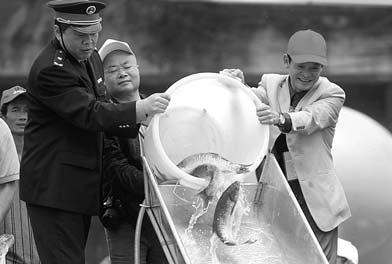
left=34, top=66, right=139, bottom=137
left=102, top=137, right=145, bottom=200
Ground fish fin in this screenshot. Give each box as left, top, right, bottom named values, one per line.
left=221, top=237, right=257, bottom=246
left=222, top=240, right=237, bottom=246
left=240, top=237, right=258, bottom=245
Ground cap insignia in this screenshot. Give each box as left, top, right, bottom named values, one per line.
left=86, top=5, right=96, bottom=15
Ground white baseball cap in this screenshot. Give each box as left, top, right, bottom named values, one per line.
left=337, top=238, right=359, bottom=264
left=98, top=39, right=135, bottom=62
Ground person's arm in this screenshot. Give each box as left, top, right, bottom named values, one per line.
left=0, top=181, right=17, bottom=223
left=288, top=84, right=345, bottom=135
left=253, top=75, right=270, bottom=105
left=0, top=121, right=19, bottom=223
left=34, top=66, right=139, bottom=136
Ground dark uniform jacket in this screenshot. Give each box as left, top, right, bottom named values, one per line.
left=20, top=38, right=139, bottom=215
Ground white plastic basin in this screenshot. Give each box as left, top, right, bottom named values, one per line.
left=143, top=72, right=269, bottom=190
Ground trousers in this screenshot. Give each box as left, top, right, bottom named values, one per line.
left=26, top=203, right=91, bottom=264
left=104, top=217, right=167, bottom=264
left=289, top=180, right=338, bottom=264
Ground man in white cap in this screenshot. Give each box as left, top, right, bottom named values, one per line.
left=0, top=86, right=40, bottom=263
left=98, top=39, right=168, bottom=264
left=222, top=29, right=351, bottom=263
left=20, top=1, right=170, bottom=263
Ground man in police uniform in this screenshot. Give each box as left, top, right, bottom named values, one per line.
left=20, top=1, right=170, bottom=263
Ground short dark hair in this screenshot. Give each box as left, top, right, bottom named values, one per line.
left=55, top=20, right=71, bottom=32
left=1, top=103, right=8, bottom=116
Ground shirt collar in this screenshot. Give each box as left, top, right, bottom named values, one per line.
left=286, top=76, right=308, bottom=99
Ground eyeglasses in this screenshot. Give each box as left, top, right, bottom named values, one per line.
left=104, top=65, right=139, bottom=75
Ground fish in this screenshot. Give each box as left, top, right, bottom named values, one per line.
left=184, top=164, right=226, bottom=233
left=212, top=181, right=256, bottom=246
left=212, top=181, right=243, bottom=245
left=178, top=153, right=251, bottom=233
left=177, top=152, right=251, bottom=209
left=177, top=152, right=251, bottom=176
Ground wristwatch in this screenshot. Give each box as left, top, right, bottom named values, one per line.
left=277, top=113, right=286, bottom=127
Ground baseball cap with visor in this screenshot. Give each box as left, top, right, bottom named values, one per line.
left=287, top=29, right=328, bottom=66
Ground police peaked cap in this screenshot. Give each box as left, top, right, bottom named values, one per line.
left=47, top=0, right=106, bottom=33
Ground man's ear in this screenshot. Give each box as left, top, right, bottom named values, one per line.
left=53, top=24, right=61, bottom=41
left=283, top=54, right=290, bottom=68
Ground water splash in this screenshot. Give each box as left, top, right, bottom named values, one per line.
left=185, top=197, right=210, bottom=233
left=209, top=234, right=220, bottom=264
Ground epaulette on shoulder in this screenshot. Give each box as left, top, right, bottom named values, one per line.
left=53, top=49, right=65, bottom=67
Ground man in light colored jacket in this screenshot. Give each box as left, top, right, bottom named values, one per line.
left=223, top=29, right=351, bottom=264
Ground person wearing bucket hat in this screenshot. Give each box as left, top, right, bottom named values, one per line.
left=1, top=86, right=27, bottom=111
left=98, top=39, right=168, bottom=264
left=222, top=29, right=351, bottom=263
left=19, top=1, right=170, bottom=263
left=1, top=86, right=28, bottom=147
left=0, top=86, right=41, bottom=263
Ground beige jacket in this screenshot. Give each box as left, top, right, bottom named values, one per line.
left=254, top=74, right=351, bottom=232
